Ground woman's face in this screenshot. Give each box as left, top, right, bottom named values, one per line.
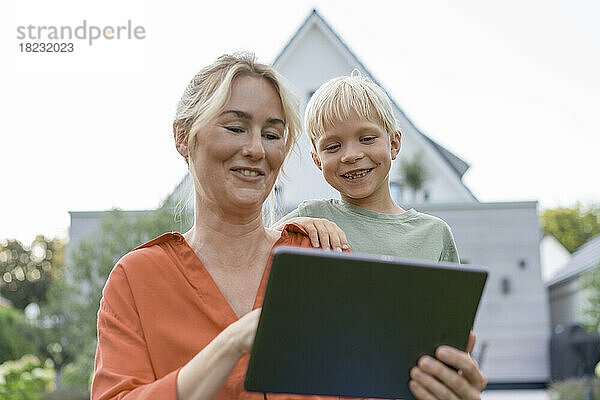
left=190, top=75, right=286, bottom=213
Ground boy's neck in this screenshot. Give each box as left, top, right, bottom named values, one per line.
left=341, top=188, right=405, bottom=215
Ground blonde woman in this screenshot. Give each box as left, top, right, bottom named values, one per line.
left=91, top=53, right=325, bottom=400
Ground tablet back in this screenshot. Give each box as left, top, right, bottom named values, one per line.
left=245, top=246, right=488, bottom=399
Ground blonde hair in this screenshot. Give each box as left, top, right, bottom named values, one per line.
left=173, top=52, right=301, bottom=194
left=304, top=71, right=397, bottom=152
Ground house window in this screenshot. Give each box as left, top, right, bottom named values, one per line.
left=501, top=277, right=511, bottom=295
left=518, top=259, right=527, bottom=269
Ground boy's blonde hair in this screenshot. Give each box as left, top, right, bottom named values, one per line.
left=304, top=71, right=397, bottom=152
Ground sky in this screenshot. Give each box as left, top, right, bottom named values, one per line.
left=1, top=0, right=599, bottom=245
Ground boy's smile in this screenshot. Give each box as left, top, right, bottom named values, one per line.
left=340, top=167, right=374, bottom=180
left=312, top=112, right=401, bottom=211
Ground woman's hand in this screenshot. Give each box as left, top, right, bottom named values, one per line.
left=274, top=217, right=350, bottom=252
left=224, top=308, right=262, bottom=355
left=176, top=308, right=262, bottom=400
left=409, top=331, right=486, bottom=400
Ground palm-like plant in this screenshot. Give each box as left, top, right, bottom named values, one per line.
left=399, top=151, right=429, bottom=203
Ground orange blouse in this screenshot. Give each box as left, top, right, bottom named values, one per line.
left=92, top=224, right=362, bottom=400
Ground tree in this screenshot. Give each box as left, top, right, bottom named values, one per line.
left=398, top=151, right=429, bottom=203
left=580, top=264, right=600, bottom=333
left=0, top=306, right=39, bottom=364
left=0, top=236, right=64, bottom=310
left=540, top=204, right=600, bottom=253
left=37, top=200, right=191, bottom=389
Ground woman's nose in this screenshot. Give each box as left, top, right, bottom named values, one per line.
left=241, top=130, right=265, bottom=160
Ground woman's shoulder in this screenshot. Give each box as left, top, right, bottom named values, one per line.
left=117, top=232, right=184, bottom=272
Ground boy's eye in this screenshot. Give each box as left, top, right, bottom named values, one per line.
left=323, top=143, right=340, bottom=152
left=361, top=136, right=376, bottom=143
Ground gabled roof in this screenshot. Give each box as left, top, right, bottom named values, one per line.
left=548, top=234, right=600, bottom=287
left=273, top=9, right=475, bottom=191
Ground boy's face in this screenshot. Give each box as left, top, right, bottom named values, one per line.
left=312, top=111, right=400, bottom=207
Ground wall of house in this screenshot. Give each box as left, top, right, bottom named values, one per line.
left=549, top=279, right=593, bottom=328
left=418, top=201, right=550, bottom=383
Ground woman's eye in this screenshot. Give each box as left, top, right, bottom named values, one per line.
left=263, top=132, right=282, bottom=140
left=225, top=126, right=244, bottom=133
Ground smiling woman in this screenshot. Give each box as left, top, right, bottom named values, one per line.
left=90, top=53, right=347, bottom=400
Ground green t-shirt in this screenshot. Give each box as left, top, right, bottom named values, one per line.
left=276, top=199, right=459, bottom=263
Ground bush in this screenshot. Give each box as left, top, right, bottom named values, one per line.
left=0, top=306, right=40, bottom=364
left=550, top=378, right=600, bottom=400
left=42, top=385, right=89, bottom=400
left=0, top=354, right=55, bottom=400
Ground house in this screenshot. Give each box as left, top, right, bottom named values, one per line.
left=548, top=234, right=600, bottom=329
left=68, top=8, right=551, bottom=388
left=540, top=234, right=571, bottom=283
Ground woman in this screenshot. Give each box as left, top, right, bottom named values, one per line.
left=91, top=53, right=486, bottom=400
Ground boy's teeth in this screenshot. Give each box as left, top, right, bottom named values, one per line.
left=343, top=169, right=371, bottom=179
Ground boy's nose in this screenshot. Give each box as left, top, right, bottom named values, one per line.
left=340, top=147, right=364, bottom=163
left=241, top=130, right=265, bottom=160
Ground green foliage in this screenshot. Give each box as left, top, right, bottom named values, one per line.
left=42, top=385, right=89, bottom=400
left=0, top=354, right=55, bottom=400
left=0, top=307, right=40, bottom=364
left=399, top=151, right=429, bottom=202
left=540, top=204, right=600, bottom=253
left=580, top=264, right=600, bottom=333
left=36, top=201, right=191, bottom=388
left=0, top=236, right=64, bottom=310
left=549, top=378, right=600, bottom=400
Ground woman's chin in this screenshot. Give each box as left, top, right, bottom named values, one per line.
left=227, top=191, right=271, bottom=211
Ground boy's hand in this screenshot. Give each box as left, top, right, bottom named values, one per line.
left=409, top=331, right=487, bottom=399
left=274, top=217, right=350, bottom=252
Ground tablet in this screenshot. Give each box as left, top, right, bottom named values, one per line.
left=245, top=246, right=488, bottom=399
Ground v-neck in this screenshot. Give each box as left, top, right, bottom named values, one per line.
left=169, top=231, right=287, bottom=325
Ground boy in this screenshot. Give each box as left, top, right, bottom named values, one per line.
left=277, top=73, right=459, bottom=263
left=276, top=74, right=488, bottom=400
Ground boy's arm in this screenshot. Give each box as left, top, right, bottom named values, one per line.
left=272, top=207, right=350, bottom=252
left=273, top=207, right=301, bottom=228
left=439, top=224, right=460, bottom=263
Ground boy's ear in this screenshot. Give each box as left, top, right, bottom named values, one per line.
left=390, top=130, right=402, bottom=160
left=173, top=122, right=189, bottom=160
left=311, top=151, right=322, bottom=171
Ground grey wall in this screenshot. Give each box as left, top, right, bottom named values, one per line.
left=418, top=201, right=550, bottom=383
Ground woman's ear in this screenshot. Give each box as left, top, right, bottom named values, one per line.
left=311, top=151, right=322, bottom=171
left=390, top=130, right=401, bottom=160
left=173, top=122, right=189, bottom=161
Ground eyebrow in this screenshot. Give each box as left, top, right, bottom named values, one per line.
left=219, top=110, right=285, bottom=126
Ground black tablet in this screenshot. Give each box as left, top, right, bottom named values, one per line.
left=245, top=246, right=488, bottom=399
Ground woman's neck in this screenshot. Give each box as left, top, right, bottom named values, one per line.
left=183, top=197, right=278, bottom=271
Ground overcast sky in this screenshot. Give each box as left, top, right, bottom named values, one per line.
left=1, top=0, right=598, bottom=245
